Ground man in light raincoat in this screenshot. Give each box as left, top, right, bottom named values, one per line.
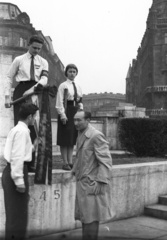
left=73, top=110, right=113, bottom=240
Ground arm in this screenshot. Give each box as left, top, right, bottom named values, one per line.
left=88, top=133, right=112, bottom=195
left=77, top=84, right=83, bottom=109
left=37, top=59, right=49, bottom=86
left=93, top=133, right=112, bottom=184
left=56, top=84, right=68, bottom=122
left=23, top=59, right=49, bottom=96
left=78, top=101, right=83, bottom=110
left=10, top=131, right=32, bottom=192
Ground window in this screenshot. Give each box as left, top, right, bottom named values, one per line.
left=0, top=36, right=3, bottom=45
left=165, top=33, right=167, bottom=44
left=0, top=36, right=9, bottom=46
left=20, top=37, right=23, bottom=47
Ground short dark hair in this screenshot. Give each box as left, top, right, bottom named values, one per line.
left=84, top=111, right=91, bottom=120
left=28, top=35, right=44, bottom=45
left=18, top=103, right=39, bottom=120
left=77, top=110, right=91, bottom=120
left=65, top=64, right=78, bottom=77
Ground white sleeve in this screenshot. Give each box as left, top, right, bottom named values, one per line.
left=36, top=59, right=49, bottom=86
left=10, top=131, right=27, bottom=186
left=55, top=84, right=67, bottom=119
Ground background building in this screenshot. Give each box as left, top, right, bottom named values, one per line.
left=126, top=0, right=167, bottom=118
left=83, top=92, right=126, bottom=116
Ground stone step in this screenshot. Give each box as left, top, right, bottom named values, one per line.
left=159, top=195, right=167, bottom=205
left=145, top=204, right=167, bottom=220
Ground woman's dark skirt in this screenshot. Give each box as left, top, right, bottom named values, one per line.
left=2, top=163, right=29, bottom=240
left=57, top=102, right=78, bottom=146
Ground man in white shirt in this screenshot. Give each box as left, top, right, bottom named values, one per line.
left=2, top=102, right=39, bottom=240
left=6, top=34, right=49, bottom=172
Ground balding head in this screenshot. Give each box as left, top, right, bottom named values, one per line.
left=74, top=110, right=91, bottom=132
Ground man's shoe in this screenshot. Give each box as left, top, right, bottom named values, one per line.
left=69, top=163, right=73, bottom=169
left=62, top=164, right=71, bottom=171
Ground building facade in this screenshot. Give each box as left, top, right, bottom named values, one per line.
left=126, top=0, right=167, bottom=117
left=83, top=92, right=126, bottom=116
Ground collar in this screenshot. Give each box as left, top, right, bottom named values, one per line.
left=79, top=124, right=93, bottom=139
left=27, top=51, right=36, bottom=60
left=67, top=79, right=74, bottom=84
left=18, top=121, right=30, bottom=131
left=84, top=124, right=92, bottom=138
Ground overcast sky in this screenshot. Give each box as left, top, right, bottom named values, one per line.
left=2, top=0, right=153, bottom=94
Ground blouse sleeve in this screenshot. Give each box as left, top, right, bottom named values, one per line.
left=55, top=83, right=67, bottom=119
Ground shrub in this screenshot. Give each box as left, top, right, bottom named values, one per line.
left=118, top=118, right=167, bottom=157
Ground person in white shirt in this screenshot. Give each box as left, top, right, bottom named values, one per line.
left=56, top=64, right=83, bottom=170
left=6, top=34, right=49, bottom=172
left=2, top=102, right=39, bottom=240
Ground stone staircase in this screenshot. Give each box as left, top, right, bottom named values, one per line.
left=145, top=195, right=167, bottom=220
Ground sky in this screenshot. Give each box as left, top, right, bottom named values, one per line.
left=1, top=0, right=153, bottom=94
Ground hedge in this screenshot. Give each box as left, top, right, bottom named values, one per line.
left=118, top=118, right=167, bottom=157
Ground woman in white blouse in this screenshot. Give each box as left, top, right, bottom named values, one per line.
left=56, top=64, right=83, bottom=170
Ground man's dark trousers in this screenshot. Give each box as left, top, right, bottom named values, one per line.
left=82, top=221, right=99, bottom=240
left=2, top=163, right=29, bottom=240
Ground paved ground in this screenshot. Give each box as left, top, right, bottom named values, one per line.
left=29, top=216, right=167, bottom=240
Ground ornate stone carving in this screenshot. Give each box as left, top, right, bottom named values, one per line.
left=17, top=12, right=30, bottom=25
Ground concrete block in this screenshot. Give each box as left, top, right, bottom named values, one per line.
left=27, top=171, right=77, bottom=237
left=0, top=138, right=6, bottom=158
left=145, top=204, right=167, bottom=220
left=159, top=195, right=167, bottom=205
left=0, top=116, right=12, bottom=137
